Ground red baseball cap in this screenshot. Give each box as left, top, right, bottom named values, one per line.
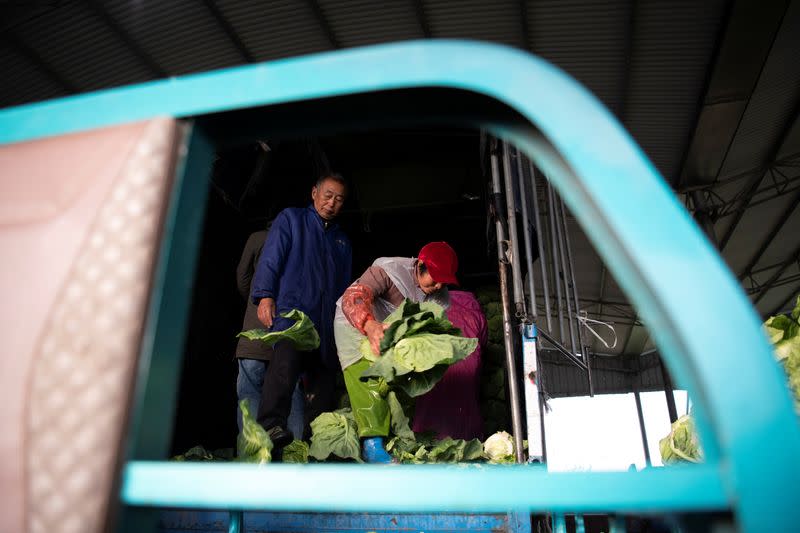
left=418, top=241, right=459, bottom=286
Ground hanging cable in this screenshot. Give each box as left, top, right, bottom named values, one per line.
left=578, top=313, right=618, bottom=350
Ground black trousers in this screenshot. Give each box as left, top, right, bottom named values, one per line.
left=256, top=341, right=337, bottom=439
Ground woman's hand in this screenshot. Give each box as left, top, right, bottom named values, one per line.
left=364, top=319, right=390, bottom=355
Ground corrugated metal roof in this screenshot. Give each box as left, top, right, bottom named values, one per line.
left=0, top=0, right=797, bottom=337
left=12, top=3, right=156, bottom=93
left=320, top=0, right=422, bottom=47
left=105, top=0, right=243, bottom=75
left=0, top=46, right=65, bottom=107
left=540, top=352, right=667, bottom=398
left=527, top=0, right=630, bottom=117
left=217, top=0, right=331, bottom=60
left=623, top=0, right=728, bottom=182
left=425, top=0, right=522, bottom=47
left=718, top=1, right=800, bottom=178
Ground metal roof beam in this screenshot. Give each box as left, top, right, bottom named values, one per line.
left=678, top=0, right=789, bottom=193
left=768, top=283, right=800, bottom=316
left=517, top=0, right=530, bottom=50
left=2, top=31, right=76, bottom=94
left=673, top=0, right=734, bottom=189
left=718, top=72, right=800, bottom=250
left=752, top=241, right=800, bottom=305
left=620, top=317, right=637, bottom=355
left=413, top=0, right=431, bottom=38
left=678, top=151, right=799, bottom=194
left=87, top=1, right=166, bottom=78
left=305, top=0, right=339, bottom=49
left=618, top=0, right=638, bottom=121
left=738, top=185, right=800, bottom=280
left=199, top=0, right=255, bottom=63
left=714, top=167, right=800, bottom=217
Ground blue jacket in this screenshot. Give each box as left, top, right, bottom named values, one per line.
left=251, top=205, right=352, bottom=367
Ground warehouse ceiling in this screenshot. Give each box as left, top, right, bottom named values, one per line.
left=2, top=0, right=798, bottom=359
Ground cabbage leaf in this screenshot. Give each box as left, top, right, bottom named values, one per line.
left=282, top=439, right=310, bottom=463
left=659, top=414, right=701, bottom=464
left=764, top=295, right=800, bottom=412
left=238, top=309, right=320, bottom=351
left=359, top=300, right=478, bottom=397
left=236, top=399, right=273, bottom=464
left=309, top=408, right=362, bottom=462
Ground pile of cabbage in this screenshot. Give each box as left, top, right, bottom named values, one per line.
left=178, top=301, right=522, bottom=464
left=217, top=398, right=518, bottom=465
left=309, top=299, right=492, bottom=464
left=764, top=295, right=800, bottom=413
left=660, top=295, right=800, bottom=464
left=229, top=300, right=519, bottom=464
left=475, top=286, right=512, bottom=436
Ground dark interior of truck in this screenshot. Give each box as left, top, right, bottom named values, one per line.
left=171, top=126, right=496, bottom=453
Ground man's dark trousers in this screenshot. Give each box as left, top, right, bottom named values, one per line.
left=257, top=341, right=337, bottom=440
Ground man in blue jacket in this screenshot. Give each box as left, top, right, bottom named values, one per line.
left=252, top=173, right=352, bottom=448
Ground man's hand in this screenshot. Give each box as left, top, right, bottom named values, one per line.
left=364, top=319, right=390, bottom=356
left=257, top=297, right=276, bottom=328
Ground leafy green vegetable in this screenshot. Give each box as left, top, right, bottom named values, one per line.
left=237, top=399, right=273, bottom=464
left=387, top=391, right=415, bottom=440
left=238, top=309, right=320, bottom=351
left=474, top=286, right=511, bottom=436
left=378, top=300, right=461, bottom=351
left=764, top=295, right=800, bottom=412
left=475, top=286, right=501, bottom=307
left=484, top=342, right=506, bottom=366
left=309, top=408, right=362, bottom=462
left=481, top=366, right=506, bottom=401
left=358, top=300, right=477, bottom=397
left=659, top=415, right=701, bottom=464
left=385, top=434, right=484, bottom=464
left=359, top=300, right=462, bottom=361
left=429, top=437, right=484, bottom=462
left=659, top=295, right=800, bottom=465
left=282, top=440, right=310, bottom=463
left=483, top=431, right=516, bottom=463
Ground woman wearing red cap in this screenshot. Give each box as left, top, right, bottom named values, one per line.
left=334, top=241, right=459, bottom=462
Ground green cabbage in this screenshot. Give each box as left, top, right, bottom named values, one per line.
left=660, top=295, right=800, bottom=465
left=282, top=439, right=310, bottom=463
left=659, top=415, right=701, bottom=464
left=764, top=295, right=800, bottom=412
left=238, top=309, right=320, bottom=351
left=386, top=433, right=484, bottom=464
left=170, top=445, right=234, bottom=462
left=309, top=408, right=362, bottom=462
left=359, top=300, right=478, bottom=398
left=236, top=399, right=273, bottom=464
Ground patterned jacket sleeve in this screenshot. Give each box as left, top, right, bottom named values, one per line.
left=341, top=266, right=392, bottom=334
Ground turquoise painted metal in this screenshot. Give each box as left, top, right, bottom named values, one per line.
left=3, top=40, right=798, bottom=530
left=158, top=510, right=517, bottom=533
left=123, top=462, right=728, bottom=513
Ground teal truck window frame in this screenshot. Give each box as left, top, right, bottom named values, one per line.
left=2, top=40, right=798, bottom=531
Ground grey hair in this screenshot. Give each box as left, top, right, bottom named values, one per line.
left=315, top=172, right=347, bottom=189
